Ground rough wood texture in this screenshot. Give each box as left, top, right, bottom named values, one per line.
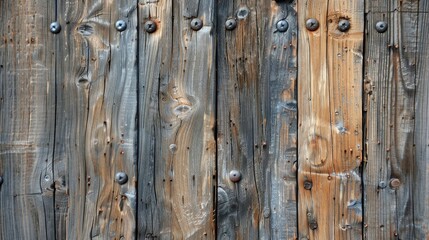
left=216, top=1, right=297, bottom=239
left=297, top=0, right=364, bottom=239
left=53, top=0, right=138, bottom=239
left=0, top=0, right=56, bottom=239
left=137, top=0, right=216, bottom=238
left=364, top=1, right=420, bottom=239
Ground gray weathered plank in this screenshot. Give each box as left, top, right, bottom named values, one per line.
left=53, top=0, right=138, bottom=238
left=137, top=0, right=216, bottom=238
left=297, top=0, right=364, bottom=239
left=0, top=0, right=56, bottom=239
left=363, top=1, right=419, bottom=239
left=216, top=1, right=298, bottom=239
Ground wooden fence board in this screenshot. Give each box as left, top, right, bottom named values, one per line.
left=364, top=1, right=420, bottom=239
left=0, top=1, right=56, bottom=239
left=53, top=0, right=138, bottom=238
left=137, top=0, right=216, bottom=238
left=216, top=1, right=297, bottom=239
left=297, top=0, right=364, bottom=239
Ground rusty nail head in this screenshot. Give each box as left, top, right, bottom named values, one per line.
left=338, top=19, right=351, bottom=32
left=276, top=19, right=289, bottom=32
left=305, top=18, right=319, bottom=31
left=304, top=180, right=312, bottom=190
left=50, top=22, right=61, bottom=34
left=225, top=18, right=237, bottom=30
left=115, top=20, right=127, bottom=32
left=190, top=18, right=203, bottom=31
left=390, top=178, right=401, bottom=189
left=375, top=21, right=388, bottom=33
left=229, top=170, right=241, bottom=182
left=144, top=20, right=157, bottom=33
left=378, top=181, right=387, bottom=189
left=115, top=172, right=128, bottom=185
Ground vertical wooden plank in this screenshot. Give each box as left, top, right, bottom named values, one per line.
left=137, top=0, right=216, bottom=238
left=54, top=0, right=138, bottom=238
left=0, top=0, right=56, bottom=239
left=297, top=0, right=364, bottom=239
left=364, top=1, right=419, bottom=239
left=216, top=1, right=297, bottom=239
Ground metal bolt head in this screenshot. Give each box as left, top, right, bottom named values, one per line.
left=190, top=18, right=203, bottom=31
left=338, top=19, right=351, bottom=32
left=115, top=20, right=127, bottom=32
left=225, top=18, right=237, bottom=31
left=229, top=170, right=241, bottom=182
left=115, top=172, right=128, bottom=185
left=50, top=22, right=61, bottom=34
left=144, top=20, right=157, bottom=33
left=303, top=180, right=312, bottom=190
left=305, top=18, right=319, bottom=31
left=390, top=178, right=401, bottom=189
left=276, top=19, right=289, bottom=32
left=378, top=181, right=387, bottom=189
left=375, top=21, right=388, bottom=33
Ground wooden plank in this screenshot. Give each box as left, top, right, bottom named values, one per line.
left=137, top=0, right=216, bottom=238
left=297, top=0, right=364, bottom=239
left=0, top=0, right=56, bottom=239
left=216, top=1, right=297, bottom=239
left=53, top=0, right=138, bottom=238
left=363, top=1, right=419, bottom=239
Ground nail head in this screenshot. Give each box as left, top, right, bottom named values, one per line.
left=378, top=181, right=387, bottom=189
left=115, top=20, right=127, bottom=32
left=303, top=180, right=312, bottom=190
left=305, top=18, right=319, bottom=31
left=375, top=21, right=388, bottom=33
left=309, top=220, right=318, bottom=230
left=338, top=19, right=351, bottom=32
left=225, top=18, right=237, bottom=30
left=115, top=172, right=128, bottom=185
left=50, top=22, right=61, bottom=34
left=276, top=19, right=289, bottom=32
left=190, top=18, right=203, bottom=31
left=144, top=20, right=157, bottom=33
left=229, top=170, right=241, bottom=182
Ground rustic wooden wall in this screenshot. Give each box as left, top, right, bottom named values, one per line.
left=1, top=0, right=429, bottom=239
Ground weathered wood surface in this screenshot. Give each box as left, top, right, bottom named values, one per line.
left=137, top=0, right=216, bottom=239
left=53, top=0, right=138, bottom=239
left=0, top=0, right=56, bottom=239
left=216, top=0, right=297, bottom=239
left=297, top=0, right=364, bottom=239
left=364, top=0, right=429, bottom=239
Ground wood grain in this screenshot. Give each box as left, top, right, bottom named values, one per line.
left=137, top=0, right=216, bottom=238
left=53, top=0, right=138, bottom=239
left=363, top=1, right=420, bottom=239
left=0, top=0, right=56, bottom=239
left=216, top=1, right=298, bottom=239
left=297, top=0, right=364, bottom=239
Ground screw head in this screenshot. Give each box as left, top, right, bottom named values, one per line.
left=229, top=170, right=241, bottom=182
left=115, top=172, right=128, bottom=185
left=276, top=19, right=289, bottom=32
left=390, top=178, right=401, bottom=189
left=225, top=18, right=237, bottom=31
left=375, top=21, right=388, bottom=33
left=115, top=20, right=127, bottom=32
left=190, top=18, right=203, bottom=31
left=303, top=180, right=312, bottom=190
left=144, top=20, right=157, bottom=33
left=338, top=19, right=351, bottom=32
left=50, top=22, right=61, bottom=34
left=305, top=18, right=319, bottom=31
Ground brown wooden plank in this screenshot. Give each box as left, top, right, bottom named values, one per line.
left=137, top=0, right=216, bottom=238
left=363, top=1, right=419, bottom=239
left=53, top=0, right=138, bottom=238
left=216, top=1, right=298, bottom=239
left=0, top=0, right=56, bottom=239
left=297, top=0, right=364, bottom=239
